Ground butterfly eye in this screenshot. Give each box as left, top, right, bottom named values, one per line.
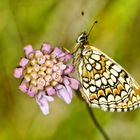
left=76, top=32, right=88, bottom=43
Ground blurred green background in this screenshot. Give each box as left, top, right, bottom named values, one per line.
left=0, top=0, right=140, bottom=140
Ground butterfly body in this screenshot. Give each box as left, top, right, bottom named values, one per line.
left=73, top=32, right=140, bottom=112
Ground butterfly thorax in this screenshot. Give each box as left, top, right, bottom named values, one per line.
left=72, top=32, right=88, bottom=66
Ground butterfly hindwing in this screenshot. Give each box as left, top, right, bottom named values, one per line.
left=78, top=45, right=140, bottom=112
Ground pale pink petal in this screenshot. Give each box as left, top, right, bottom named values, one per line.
left=46, top=96, right=54, bottom=102
left=55, top=84, right=63, bottom=90
left=56, top=84, right=72, bottom=104
left=57, top=62, right=66, bottom=70
left=58, top=56, right=65, bottom=61
left=64, top=78, right=72, bottom=99
left=45, top=54, right=50, bottom=59
left=65, top=77, right=80, bottom=90
left=27, top=86, right=37, bottom=97
left=46, top=87, right=56, bottom=96
left=19, top=58, right=29, bottom=67
left=24, top=45, right=34, bottom=57
left=52, top=48, right=63, bottom=57
left=35, top=50, right=43, bottom=57
left=14, top=68, right=23, bottom=78
left=64, top=53, right=72, bottom=61
left=64, top=77, right=70, bottom=85
left=36, top=92, right=50, bottom=115
left=59, top=53, right=72, bottom=62
left=57, top=52, right=65, bottom=58
left=41, top=43, right=51, bottom=53
left=64, top=65, right=74, bottom=74
left=19, top=81, right=29, bottom=93
left=37, top=56, right=46, bottom=64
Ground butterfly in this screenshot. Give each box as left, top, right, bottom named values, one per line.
left=72, top=22, right=140, bottom=112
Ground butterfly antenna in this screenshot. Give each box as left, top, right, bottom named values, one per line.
left=87, top=20, right=98, bottom=37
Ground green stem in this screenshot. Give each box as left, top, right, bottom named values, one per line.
left=76, top=90, right=110, bottom=140
left=85, top=102, right=110, bottom=140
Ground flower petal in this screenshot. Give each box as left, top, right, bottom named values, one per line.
left=24, top=45, right=34, bottom=57
left=52, top=48, right=63, bottom=57
left=64, top=78, right=72, bottom=99
left=37, top=56, right=46, bottom=64
left=41, top=43, right=51, bottom=53
left=19, top=81, right=29, bottom=93
left=57, top=62, right=66, bottom=70
left=35, top=50, right=43, bottom=58
left=36, top=92, right=51, bottom=115
left=65, top=77, right=80, bottom=90
left=58, top=52, right=72, bottom=62
left=64, top=65, right=74, bottom=74
left=19, top=58, right=29, bottom=67
left=46, top=95, right=54, bottom=102
left=14, top=68, right=23, bottom=78
left=27, top=86, right=37, bottom=97
left=46, top=87, right=56, bottom=96
left=56, top=84, right=72, bottom=104
left=57, top=52, right=65, bottom=58
left=64, top=53, right=72, bottom=61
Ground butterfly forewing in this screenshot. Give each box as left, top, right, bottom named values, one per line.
left=74, top=44, right=140, bottom=112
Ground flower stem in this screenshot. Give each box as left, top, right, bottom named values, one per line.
left=76, top=90, right=110, bottom=140
left=85, top=102, right=110, bottom=140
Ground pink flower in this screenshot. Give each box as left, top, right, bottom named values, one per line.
left=14, top=43, right=79, bottom=115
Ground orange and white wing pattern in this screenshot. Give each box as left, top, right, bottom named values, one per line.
left=77, top=44, right=140, bottom=112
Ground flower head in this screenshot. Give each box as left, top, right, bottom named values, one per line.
left=14, top=43, right=79, bottom=115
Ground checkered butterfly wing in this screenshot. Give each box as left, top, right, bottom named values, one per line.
left=76, top=44, right=140, bottom=112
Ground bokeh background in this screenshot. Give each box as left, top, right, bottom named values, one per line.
left=0, top=0, right=140, bottom=140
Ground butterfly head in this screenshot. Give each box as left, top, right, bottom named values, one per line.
left=76, top=32, right=88, bottom=45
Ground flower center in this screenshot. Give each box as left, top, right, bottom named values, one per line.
left=23, top=52, right=65, bottom=93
